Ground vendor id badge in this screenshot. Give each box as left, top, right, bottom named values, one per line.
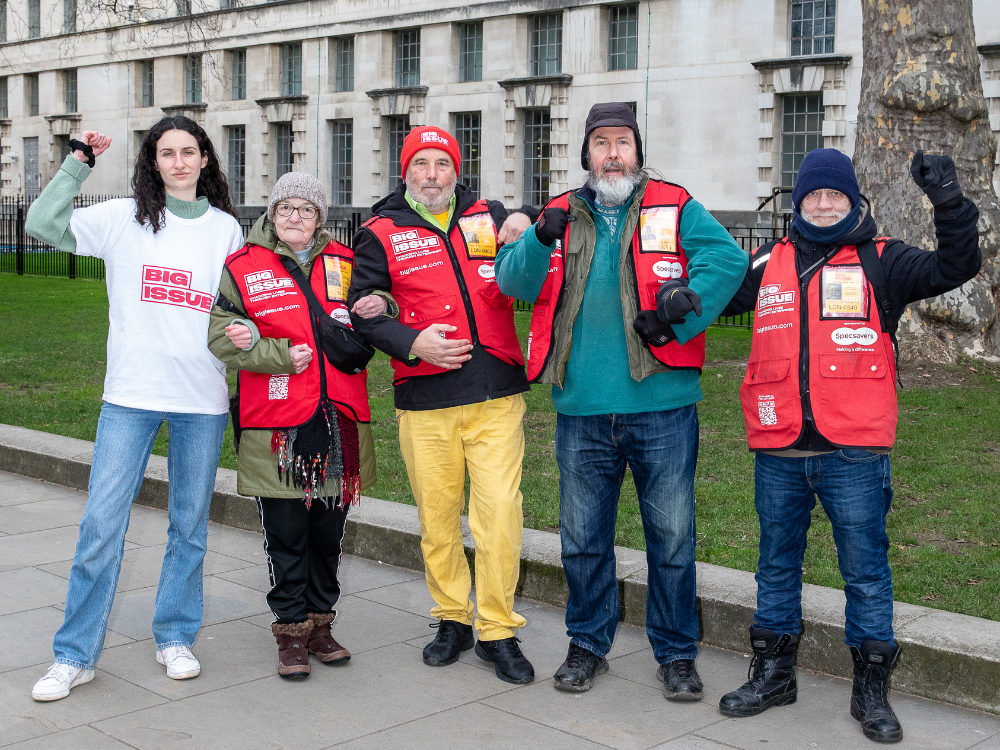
left=323, top=256, right=352, bottom=302
left=458, top=213, right=497, bottom=259
left=638, top=206, right=678, bottom=254
left=820, top=264, right=869, bottom=320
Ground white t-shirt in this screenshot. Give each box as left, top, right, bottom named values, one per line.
left=70, top=199, right=245, bottom=415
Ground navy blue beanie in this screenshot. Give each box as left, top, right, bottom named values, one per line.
left=791, top=149, right=859, bottom=211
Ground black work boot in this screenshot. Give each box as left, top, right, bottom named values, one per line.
left=475, top=636, right=535, bottom=685
left=422, top=620, right=475, bottom=667
left=553, top=643, right=609, bottom=692
left=657, top=659, right=704, bottom=702
left=719, top=627, right=798, bottom=716
left=850, top=640, right=903, bottom=743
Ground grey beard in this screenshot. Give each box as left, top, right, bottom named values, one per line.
left=406, top=177, right=456, bottom=215
left=802, top=207, right=850, bottom=226
left=587, top=170, right=642, bottom=207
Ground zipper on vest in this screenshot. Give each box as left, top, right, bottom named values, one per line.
left=795, top=244, right=840, bottom=439
left=436, top=224, right=480, bottom=346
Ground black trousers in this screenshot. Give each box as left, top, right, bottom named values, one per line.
left=256, top=497, right=349, bottom=624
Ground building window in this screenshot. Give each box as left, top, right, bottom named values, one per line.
left=0, top=0, right=6, bottom=44
left=64, top=69, right=77, bottom=113
left=24, top=137, right=39, bottom=196
left=280, top=43, right=302, bottom=96
left=28, top=0, right=40, bottom=38
left=790, top=0, right=835, bottom=57
left=231, top=49, right=246, bottom=100
left=334, top=37, right=354, bottom=92
left=140, top=60, right=154, bottom=107
left=0, top=78, right=8, bottom=119
left=63, top=0, right=76, bottom=33
left=394, top=29, right=420, bottom=87
left=185, top=54, right=202, bottom=104
left=780, top=93, right=824, bottom=209
left=608, top=5, right=639, bottom=71
left=274, top=123, right=293, bottom=180
left=459, top=22, right=483, bottom=83
left=454, top=112, right=481, bottom=197
left=387, top=115, right=411, bottom=188
left=523, top=109, right=551, bottom=206
left=228, top=125, right=246, bottom=205
left=530, top=14, right=562, bottom=77
left=176, top=0, right=191, bottom=15
left=27, top=74, right=39, bottom=116
left=331, top=119, right=353, bottom=206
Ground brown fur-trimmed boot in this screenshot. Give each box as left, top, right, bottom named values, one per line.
left=271, top=621, right=313, bottom=679
left=307, top=612, right=351, bottom=665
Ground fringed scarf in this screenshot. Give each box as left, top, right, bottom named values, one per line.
left=271, top=399, right=361, bottom=510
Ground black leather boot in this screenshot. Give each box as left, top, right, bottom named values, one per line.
left=719, top=627, right=798, bottom=717
left=850, top=640, right=903, bottom=743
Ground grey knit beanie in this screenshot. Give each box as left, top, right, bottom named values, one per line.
left=267, top=172, right=329, bottom=225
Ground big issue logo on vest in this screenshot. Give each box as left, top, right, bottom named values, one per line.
left=526, top=180, right=706, bottom=382
left=226, top=242, right=370, bottom=428
left=364, top=200, right=524, bottom=383
left=740, top=239, right=897, bottom=451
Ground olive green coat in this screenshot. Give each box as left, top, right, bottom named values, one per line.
left=207, top=214, right=376, bottom=499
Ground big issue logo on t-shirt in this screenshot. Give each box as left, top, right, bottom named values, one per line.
left=140, top=265, right=214, bottom=313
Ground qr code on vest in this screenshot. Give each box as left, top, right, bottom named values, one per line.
left=268, top=375, right=289, bottom=400
left=758, top=399, right=777, bottom=426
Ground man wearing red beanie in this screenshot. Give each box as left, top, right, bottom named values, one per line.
left=348, top=125, right=539, bottom=685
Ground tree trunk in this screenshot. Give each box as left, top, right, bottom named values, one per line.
left=854, top=0, right=1000, bottom=363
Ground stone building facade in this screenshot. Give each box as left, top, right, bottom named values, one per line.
left=0, top=0, right=997, bottom=212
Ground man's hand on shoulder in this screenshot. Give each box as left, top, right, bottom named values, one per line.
left=409, top=324, right=473, bottom=369
left=498, top=212, right=532, bottom=245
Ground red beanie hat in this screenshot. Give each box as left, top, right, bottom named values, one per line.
left=400, top=126, right=462, bottom=178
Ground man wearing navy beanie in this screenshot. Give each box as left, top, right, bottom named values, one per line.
left=717, top=148, right=982, bottom=743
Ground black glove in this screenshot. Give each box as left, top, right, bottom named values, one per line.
left=69, top=139, right=95, bottom=168
left=633, top=310, right=677, bottom=348
left=655, top=278, right=702, bottom=323
left=534, top=207, right=572, bottom=246
left=909, top=150, right=962, bottom=208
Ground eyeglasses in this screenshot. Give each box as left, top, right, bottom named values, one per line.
left=275, top=203, right=318, bottom=219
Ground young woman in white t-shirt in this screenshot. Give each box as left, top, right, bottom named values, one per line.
left=24, top=116, right=245, bottom=702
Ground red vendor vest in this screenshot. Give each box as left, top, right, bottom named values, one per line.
left=225, top=242, right=371, bottom=428
left=526, top=180, right=706, bottom=382
left=740, top=238, right=897, bottom=451
left=363, top=200, right=524, bottom=384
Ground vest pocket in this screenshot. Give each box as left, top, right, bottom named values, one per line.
left=479, top=284, right=513, bottom=309
left=400, top=294, right=461, bottom=326
left=817, top=352, right=887, bottom=379
left=743, top=357, right=791, bottom=385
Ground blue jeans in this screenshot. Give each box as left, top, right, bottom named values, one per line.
left=53, top=403, right=227, bottom=669
left=555, top=406, right=699, bottom=664
left=753, top=450, right=895, bottom=647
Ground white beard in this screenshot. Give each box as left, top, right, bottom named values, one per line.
left=406, top=176, right=456, bottom=214
left=587, top=167, right=642, bottom=207
left=802, top=207, right=850, bottom=226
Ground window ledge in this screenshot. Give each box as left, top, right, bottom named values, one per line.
left=161, top=103, right=209, bottom=113
left=752, top=54, right=852, bottom=71
left=498, top=74, right=573, bottom=89
left=254, top=95, right=308, bottom=107
left=978, top=43, right=1000, bottom=57
left=43, top=113, right=81, bottom=122
left=364, top=86, right=429, bottom=99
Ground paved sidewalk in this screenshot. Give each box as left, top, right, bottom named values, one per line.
left=1, top=470, right=999, bottom=750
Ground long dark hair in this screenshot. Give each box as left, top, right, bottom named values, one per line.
left=131, top=116, right=238, bottom=233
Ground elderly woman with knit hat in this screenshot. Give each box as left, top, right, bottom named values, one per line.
left=208, top=172, right=385, bottom=678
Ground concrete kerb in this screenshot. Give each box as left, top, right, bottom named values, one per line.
left=1, top=423, right=998, bottom=714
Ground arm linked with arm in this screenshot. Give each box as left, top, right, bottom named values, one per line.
left=494, top=224, right=555, bottom=303
left=208, top=271, right=295, bottom=374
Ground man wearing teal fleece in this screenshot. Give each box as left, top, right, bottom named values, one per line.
left=495, top=102, right=747, bottom=698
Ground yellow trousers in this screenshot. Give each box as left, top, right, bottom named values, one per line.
left=398, top=394, right=527, bottom=641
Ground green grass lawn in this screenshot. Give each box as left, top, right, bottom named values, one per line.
left=3, top=274, right=999, bottom=621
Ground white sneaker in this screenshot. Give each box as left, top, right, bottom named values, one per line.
left=31, top=662, right=95, bottom=701
left=156, top=645, right=201, bottom=680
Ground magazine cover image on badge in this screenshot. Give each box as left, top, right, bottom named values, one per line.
left=459, top=214, right=497, bottom=258
left=639, top=207, right=678, bottom=254
left=324, top=256, right=351, bottom=302
left=820, top=264, right=868, bottom=319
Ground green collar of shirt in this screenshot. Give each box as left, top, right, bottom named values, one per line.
left=404, top=191, right=456, bottom=231
left=165, top=193, right=210, bottom=219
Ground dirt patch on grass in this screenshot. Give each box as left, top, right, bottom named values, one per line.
left=898, top=361, right=1000, bottom=389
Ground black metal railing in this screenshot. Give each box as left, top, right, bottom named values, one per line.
left=0, top=196, right=364, bottom=281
